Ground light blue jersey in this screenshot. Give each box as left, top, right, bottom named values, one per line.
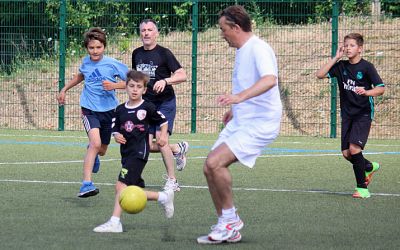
left=79, top=55, right=128, bottom=112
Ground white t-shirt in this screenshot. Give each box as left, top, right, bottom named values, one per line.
left=232, top=35, right=282, bottom=122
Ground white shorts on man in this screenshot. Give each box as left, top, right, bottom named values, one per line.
left=213, top=116, right=280, bottom=167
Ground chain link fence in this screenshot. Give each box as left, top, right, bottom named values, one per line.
left=1, top=0, right=399, bottom=139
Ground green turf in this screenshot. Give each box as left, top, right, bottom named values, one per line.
left=0, top=129, right=399, bottom=249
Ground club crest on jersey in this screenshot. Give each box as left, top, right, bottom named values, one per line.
left=124, top=120, right=134, bottom=132
left=356, top=71, right=363, bottom=79
left=137, top=109, right=147, bottom=120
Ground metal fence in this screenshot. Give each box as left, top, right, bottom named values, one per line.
left=1, top=0, right=399, bottom=139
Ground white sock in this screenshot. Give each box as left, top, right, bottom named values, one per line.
left=222, top=207, right=238, bottom=221
left=110, top=216, right=120, bottom=223
left=158, top=191, right=167, bottom=203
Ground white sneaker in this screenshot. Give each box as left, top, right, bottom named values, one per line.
left=163, top=174, right=180, bottom=192
left=174, top=141, right=189, bottom=171
left=159, top=189, right=174, bottom=218
left=93, top=220, right=123, bottom=233
left=208, top=218, right=244, bottom=241
left=197, top=230, right=242, bottom=244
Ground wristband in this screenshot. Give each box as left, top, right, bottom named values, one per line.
left=163, top=79, right=168, bottom=85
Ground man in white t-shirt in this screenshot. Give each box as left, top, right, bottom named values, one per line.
left=197, top=5, right=282, bottom=244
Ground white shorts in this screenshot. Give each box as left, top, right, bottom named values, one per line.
left=212, top=118, right=280, bottom=168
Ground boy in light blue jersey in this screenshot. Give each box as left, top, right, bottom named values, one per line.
left=57, top=27, right=128, bottom=198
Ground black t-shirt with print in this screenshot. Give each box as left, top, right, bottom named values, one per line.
left=328, top=59, right=384, bottom=119
left=112, top=100, right=167, bottom=161
left=132, top=44, right=182, bottom=102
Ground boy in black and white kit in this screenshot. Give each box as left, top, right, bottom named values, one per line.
left=316, top=33, right=385, bottom=198
left=93, top=70, right=174, bottom=233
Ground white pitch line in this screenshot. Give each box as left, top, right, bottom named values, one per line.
left=0, top=179, right=399, bottom=197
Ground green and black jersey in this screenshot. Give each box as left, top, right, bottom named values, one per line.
left=328, top=59, right=384, bottom=119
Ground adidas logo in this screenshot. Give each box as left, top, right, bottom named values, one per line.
left=87, top=69, right=106, bottom=82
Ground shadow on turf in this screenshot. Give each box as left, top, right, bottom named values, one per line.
left=63, top=197, right=99, bottom=207
left=122, top=221, right=176, bottom=242
left=309, top=189, right=351, bottom=196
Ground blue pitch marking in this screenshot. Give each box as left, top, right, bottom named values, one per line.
left=1, top=139, right=400, bottom=155
left=0, top=140, right=118, bottom=148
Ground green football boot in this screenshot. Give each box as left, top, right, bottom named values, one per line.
left=352, top=187, right=371, bottom=199
left=365, top=162, right=380, bottom=186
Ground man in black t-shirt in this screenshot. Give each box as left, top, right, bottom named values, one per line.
left=316, top=33, right=385, bottom=199
left=132, top=19, right=189, bottom=192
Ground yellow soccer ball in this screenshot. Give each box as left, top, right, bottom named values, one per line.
left=119, top=186, right=147, bottom=214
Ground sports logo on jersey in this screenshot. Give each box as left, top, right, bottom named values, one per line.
left=136, top=61, right=158, bottom=78
left=157, top=111, right=166, bottom=119
left=356, top=71, right=363, bottom=80
left=87, top=68, right=106, bottom=82
left=124, top=120, right=134, bottom=132
left=137, top=109, right=147, bottom=120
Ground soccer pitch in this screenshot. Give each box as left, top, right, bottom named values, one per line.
left=0, top=129, right=399, bottom=249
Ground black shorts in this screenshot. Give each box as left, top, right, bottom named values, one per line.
left=81, top=107, right=113, bottom=145
left=148, top=97, right=176, bottom=135
left=118, top=156, right=147, bottom=188
left=341, top=116, right=372, bottom=151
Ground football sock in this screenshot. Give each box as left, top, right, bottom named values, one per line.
left=350, top=152, right=367, bottom=189
left=82, top=180, right=92, bottom=185
left=364, top=158, right=373, bottom=172
left=110, top=216, right=120, bottom=223
left=222, top=206, right=238, bottom=221
left=157, top=191, right=167, bottom=203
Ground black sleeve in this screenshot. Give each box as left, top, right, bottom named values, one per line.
left=131, top=49, right=138, bottom=69
left=163, top=48, right=182, bottom=73
left=366, top=63, right=384, bottom=87
left=147, top=103, right=168, bottom=126
left=328, top=61, right=340, bottom=79
left=111, top=106, right=121, bottom=133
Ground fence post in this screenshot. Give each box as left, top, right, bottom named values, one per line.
left=58, top=0, right=67, bottom=131
left=330, top=0, right=339, bottom=138
left=191, top=0, right=198, bottom=133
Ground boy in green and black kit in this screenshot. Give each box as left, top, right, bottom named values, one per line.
left=316, top=33, right=385, bottom=198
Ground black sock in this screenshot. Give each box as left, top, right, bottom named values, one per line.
left=364, top=158, right=373, bottom=172
left=350, top=152, right=367, bottom=189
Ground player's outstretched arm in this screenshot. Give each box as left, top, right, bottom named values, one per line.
left=57, top=73, right=84, bottom=105
left=165, top=68, right=187, bottom=85
left=217, top=75, right=277, bottom=106
left=153, top=68, right=187, bottom=94
left=112, top=132, right=127, bottom=145
left=316, top=46, right=343, bottom=79
left=361, top=86, right=385, bottom=97
left=103, top=80, right=126, bottom=90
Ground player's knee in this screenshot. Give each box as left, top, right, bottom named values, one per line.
left=88, top=142, right=101, bottom=152
left=349, top=145, right=361, bottom=155
left=148, top=142, right=159, bottom=152
left=204, top=156, right=219, bottom=175
left=342, top=151, right=351, bottom=161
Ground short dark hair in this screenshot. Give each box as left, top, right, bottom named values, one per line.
left=219, top=5, right=252, bottom=32
left=344, top=33, right=364, bottom=46
left=139, top=19, right=158, bottom=31
left=126, top=70, right=150, bottom=87
left=83, top=27, right=107, bottom=48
